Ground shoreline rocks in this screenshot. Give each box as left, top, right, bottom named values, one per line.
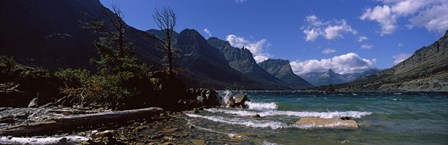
left=296, top=117, right=359, bottom=128
left=227, top=94, right=250, bottom=108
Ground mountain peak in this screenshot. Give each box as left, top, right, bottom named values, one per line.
left=259, top=59, right=313, bottom=89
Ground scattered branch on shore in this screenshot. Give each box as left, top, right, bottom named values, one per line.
left=0, top=107, right=163, bottom=136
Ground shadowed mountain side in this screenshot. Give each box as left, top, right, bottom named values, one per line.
left=173, top=29, right=283, bottom=89
left=0, top=0, right=287, bottom=89
left=336, top=31, right=448, bottom=92
left=207, top=37, right=288, bottom=89
left=0, top=0, right=164, bottom=70
left=259, top=59, right=313, bottom=89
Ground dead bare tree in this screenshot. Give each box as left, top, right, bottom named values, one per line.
left=153, top=7, right=176, bottom=75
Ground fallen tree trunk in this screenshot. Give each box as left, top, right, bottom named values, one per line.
left=0, top=135, right=88, bottom=145
left=0, top=107, right=163, bottom=136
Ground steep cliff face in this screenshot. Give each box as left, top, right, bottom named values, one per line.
left=173, top=29, right=277, bottom=89
left=0, top=0, right=164, bottom=70
left=338, top=31, right=448, bottom=92
left=259, top=59, right=313, bottom=89
left=207, top=37, right=287, bottom=89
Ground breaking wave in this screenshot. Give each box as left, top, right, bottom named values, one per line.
left=186, top=113, right=362, bottom=130
left=245, top=101, right=278, bottom=110
left=186, top=113, right=287, bottom=129
left=205, top=108, right=372, bottom=119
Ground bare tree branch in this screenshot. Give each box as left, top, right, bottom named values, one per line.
left=153, top=7, right=176, bottom=75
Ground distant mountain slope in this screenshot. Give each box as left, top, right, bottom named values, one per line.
left=259, top=59, right=313, bottom=89
left=300, top=69, right=347, bottom=86
left=337, top=31, right=448, bottom=92
left=207, top=37, right=287, bottom=89
left=174, top=29, right=280, bottom=89
left=301, top=69, right=380, bottom=86
left=0, top=0, right=164, bottom=70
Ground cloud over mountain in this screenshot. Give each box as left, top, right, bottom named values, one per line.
left=226, top=34, right=271, bottom=63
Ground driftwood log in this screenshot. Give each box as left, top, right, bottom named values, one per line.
left=0, top=135, right=89, bottom=145
left=0, top=107, right=163, bottom=136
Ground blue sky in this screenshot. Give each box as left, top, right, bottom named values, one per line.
left=100, top=0, right=447, bottom=75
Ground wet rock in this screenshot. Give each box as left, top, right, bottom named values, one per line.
left=190, top=139, right=207, bottom=145
left=148, top=134, right=163, bottom=139
left=162, top=142, right=175, bottom=145
left=230, top=134, right=245, bottom=141
left=296, top=117, right=358, bottom=128
left=251, top=114, right=261, bottom=118
left=28, top=97, right=39, bottom=108
left=226, top=97, right=235, bottom=108
left=173, top=131, right=189, bottom=138
left=234, top=94, right=249, bottom=108
left=161, top=128, right=178, bottom=133
left=185, top=88, right=222, bottom=108
left=340, top=117, right=351, bottom=120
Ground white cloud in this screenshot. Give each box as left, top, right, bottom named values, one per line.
left=290, top=53, right=377, bottom=75
left=303, top=28, right=320, bottom=42
left=306, top=15, right=324, bottom=27
left=361, top=44, right=374, bottom=49
left=361, top=0, right=448, bottom=35
left=358, top=36, right=368, bottom=42
left=302, top=15, right=357, bottom=41
left=322, top=48, right=336, bottom=54
left=235, top=0, right=247, bottom=3
left=393, top=53, right=411, bottom=64
left=323, top=20, right=357, bottom=40
left=226, top=34, right=271, bottom=63
left=361, top=5, right=396, bottom=35
left=409, top=3, right=448, bottom=34
left=203, top=28, right=212, bottom=37
left=398, top=43, right=404, bottom=47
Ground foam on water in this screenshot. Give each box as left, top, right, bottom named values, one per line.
left=186, top=113, right=362, bottom=130
left=245, top=101, right=278, bottom=110
left=293, top=121, right=356, bottom=129
left=186, top=113, right=288, bottom=129
left=205, top=108, right=372, bottom=118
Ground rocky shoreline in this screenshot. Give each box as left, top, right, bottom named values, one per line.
left=0, top=107, right=252, bottom=145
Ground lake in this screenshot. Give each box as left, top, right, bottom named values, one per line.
left=186, top=91, right=448, bottom=145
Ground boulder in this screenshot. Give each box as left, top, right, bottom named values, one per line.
left=296, top=117, right=358, bottom=128
left=226, top=97, right=235, bottom=108
left=234, top=94, right=249, bottom=108
left=185, top=88, right=222, bottom=108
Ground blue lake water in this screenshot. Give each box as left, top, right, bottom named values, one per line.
left=186, top=91, right=448, bottom=145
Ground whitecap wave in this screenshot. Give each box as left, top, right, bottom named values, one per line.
left=205, top=108, right=372, bottom=118
left=186, top=113, right=362, bottom=130
left=293, top=121, right=356, bottom=129
left=245, top=101, right=278, bottom=110
left=186, top=113, right=288, bottom=129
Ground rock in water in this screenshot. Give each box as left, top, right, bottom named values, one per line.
left=296, top=117, right=358, bottom=128
left=226, top=97, right=235, bottom=108
left=185, top=88, right=222, bottom=108
left=28, top=97, right=39, bottom=108
left=234, top=94, right=249, bottom=108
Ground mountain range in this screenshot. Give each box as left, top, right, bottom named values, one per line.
left=300, top=69, right=380, bottom=86
left=1, top=0, right=446, bottom=91
left=0, top=0, right=313, bottom=90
